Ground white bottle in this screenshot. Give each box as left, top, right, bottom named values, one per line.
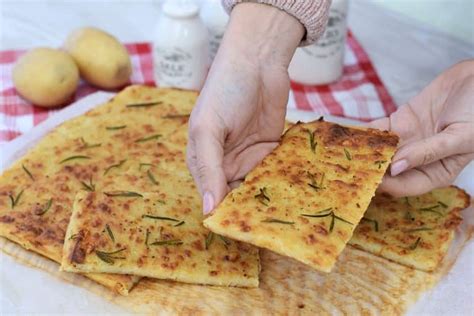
left=153, top=0, right=209, bottom=90
left=200, top=0, right=229, bottom=63
left=288, top=0, right=349, bottom=85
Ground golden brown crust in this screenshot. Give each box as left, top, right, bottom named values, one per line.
left=204, top=120, right=398, bottom=273
left=349, top=186, right=471, bottom=271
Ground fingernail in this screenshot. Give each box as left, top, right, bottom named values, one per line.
left=203, top=191, right=215, bottom=215
left=391, top=159, right=409, bottom=176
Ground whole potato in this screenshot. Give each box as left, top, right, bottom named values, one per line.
left=64, top=27, right=132, bottom=89
left=13, top=48, right=79, bottom=108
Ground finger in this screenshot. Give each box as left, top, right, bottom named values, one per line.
left=377, top=153, right=473, bottom=197
left=367, top=117, right=390, bottom=131
left=228, top=180, right=243, bottom=190
left=390, top=128, right=470, bottom=176
left=186, top=126, right=228, bottom=215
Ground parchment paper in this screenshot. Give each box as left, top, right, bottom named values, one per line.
left=0, top=92, right=473, bottom=315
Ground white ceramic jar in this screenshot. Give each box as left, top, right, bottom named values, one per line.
left=153, top=0, right=209, bottom=90
left=200, top=0, right=229, bottom=63
left=288, top=0, right=349, bottom=85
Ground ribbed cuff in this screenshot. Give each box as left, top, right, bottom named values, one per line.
left=222, top=0, right=331, bottom=46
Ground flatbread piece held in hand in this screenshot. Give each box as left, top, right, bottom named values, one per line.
left=204, top=119, right=399, bottom=272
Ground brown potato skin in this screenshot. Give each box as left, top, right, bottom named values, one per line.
left=12, top=48, right=79, bottom=108
left=64, top=27, right=132, bottom=89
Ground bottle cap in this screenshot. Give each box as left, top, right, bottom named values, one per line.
left=163, top=0, right=199, bottom=18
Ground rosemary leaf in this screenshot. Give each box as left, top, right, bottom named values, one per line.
left=261, top=218, right=295, bottom=225
left=145, top=229, right=150, bottom=247
left=80, top=176, right=95, bottom=192
left=22, top=164, right=34, bottom=181
left=80, top=137, right=102, bottom=149
left=407, top=237, right=421, bottom=250
left=69, top=233, right=79, bottom=240
left=403, top=227, right=433, bottom=233
left=404, top=210, right=415, bottom=221
left=103, top=159, right=127, bottom=176
left=104, top=191, right=143, bottom=198
left=419, top=205, right=443, bottom=216
left=300, top=208, right=333, bottom=218
left=36, top=198, right=53, bottom=216
left=142, top=215, right=180, bottom=222
left=147, top=170, right=159, bottom=185
left=126, top=101, right=162, bottom=108
left=404, top=197, right=411, bottom=206
left=361, top=217, right=379, bottom=232
left=105, top=224, right=115, bottom=242
left=106, top=125, right=127, bottom=130
left=205, top=232, right=215, bottom=250
left=135, top=134, right=162, bottom=143
left=329, top=214, right=335, bottom=232
left=344, top=148, right=352, bottom=161
left=157, top=199, right=166, bottom=205
left=306, top=129, right=317, bottom=153
left=95, top=248, right=126, bottom=264
left=174, top=220, right=185, bottom=227
left=9, top=189, right=24, bottom=209
left=254, top=187, right=270, bottom=206
left=333, top=215, right=354, bottom=226
left=149, top=239, right=183, bottom=246
left=438, top=201, right=448, bottom=208
left=60, top=155, right=91, bottom=164
left=219, top=235, right=231, bottom=247
left=161, top=114, right=190, bottom=119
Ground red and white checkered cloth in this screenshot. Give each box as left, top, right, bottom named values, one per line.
left=0, top=32, right=396, bottom=144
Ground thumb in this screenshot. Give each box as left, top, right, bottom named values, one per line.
left=389, top=129, right=469, bottom=176
left=186, top=125, right=228, bottom=215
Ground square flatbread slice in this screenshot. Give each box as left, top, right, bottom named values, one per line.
left=61, top=183, right=260, bottom=287
left=349, top=186, right=470, bottom=271
left=0, top=85, right=197, bottom=294
left=204, top=119, right=398, bottom=272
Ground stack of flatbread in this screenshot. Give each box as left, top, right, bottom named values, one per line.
left=0, top=86, right=469, bottom=296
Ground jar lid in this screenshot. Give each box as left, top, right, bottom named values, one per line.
left=162, top=1, right=199, bottom=18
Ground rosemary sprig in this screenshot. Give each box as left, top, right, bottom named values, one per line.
left=344, top=148, right=352, bottom=161
left=147, top=170, right=159, bottom=185
left=142, top=214, right=180, bottom=222
left=103, top=159, right=127, bottom=176
left=361, top=217, right=379, bottom=232
left=22, top=164, right=34, bottom=181
left=307, top=172, right=325, bottom=191
left=419, top=205, right=443, bottom=216
left=145, top=229, right=150, bottom=247
left=261, top=218, right=295, bottom=225
left=139, top=163, right=153, bottom=171
left=104, top=191, right=143, bottom=198
left=374, top=160, right=387, bottom=169
left=254, top=187, right=270, bottom=206
left=60, top=155, right=91, bottom=164
left=438, top=201, right=448, bottom=208
left=80, top=137, right=102, bottom=149
left=95, top=248, right=126, bottom=264
left=105, top=224, right=115, bottom=242
left=306, top=129, right=317, bottom=153
left=149, top=239, right=183, bottom=246
left=35, top=198, right=53, bottom=216
left=161, top=114, right=190, bottom=119
left=135, top=134, right=162, bottom=143
left=8, top=189, right=24, bottom=209
left=407, top=237, right=421, bottom=250
left=80, top=176, right=95, bottom=192
left=205, top=232, right=215, bottom=250
left=301, top=208, right=353, bottom=232
left=403, top=227, right=433, bottom=233
left=126, top=101, right=162, bottom=108
left=174, top=221, right=185, bottom=227
left=106, top=125, right=127, bottom=130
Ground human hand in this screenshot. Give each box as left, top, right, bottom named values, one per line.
left=370, top=60, right=474, bottom=197
left=186, top=3, right=304, bottom=214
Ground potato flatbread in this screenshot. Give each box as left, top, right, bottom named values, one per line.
left=0, top=86, right=197, bottom=294
left=204, top=119, right=398, bottom=272
left=349, top=186, right=470, bottom=271
left=61, top=185, right=259, bottom=287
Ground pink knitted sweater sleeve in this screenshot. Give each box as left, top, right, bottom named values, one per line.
left=221, top=0, right=331, bottom=46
